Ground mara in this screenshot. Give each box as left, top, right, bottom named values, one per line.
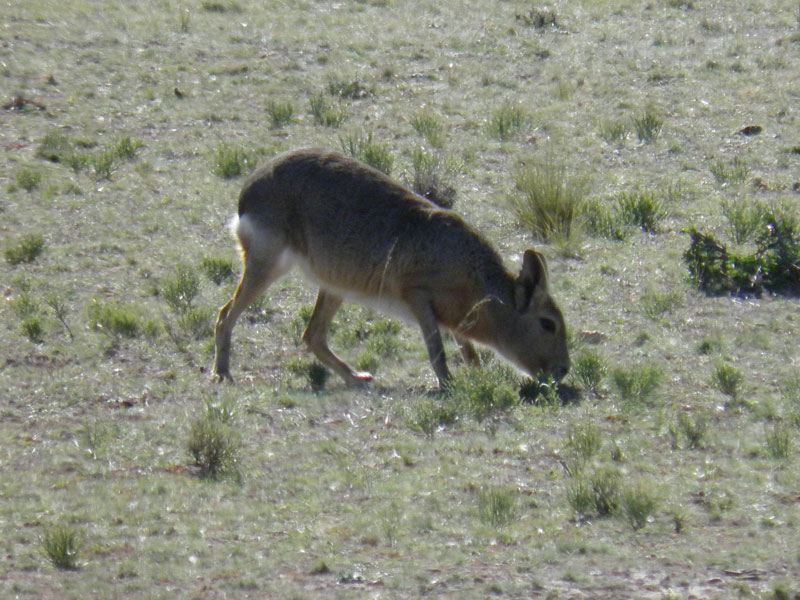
left=213, top=148, right=569, bottom=389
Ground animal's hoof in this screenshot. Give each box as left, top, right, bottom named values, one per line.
left=212, top=372, right=234, bottom=384
left=347, top=372, right=373, bottom=388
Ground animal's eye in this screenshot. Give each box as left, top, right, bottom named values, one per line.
left=540, top=317, right=557, bottom=333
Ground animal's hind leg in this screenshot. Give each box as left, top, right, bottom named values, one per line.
left=213, top=229, right=289, bottom=382
left=302, top=290, right=373, bottom=387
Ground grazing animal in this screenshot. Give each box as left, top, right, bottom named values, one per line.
left=213, top=148, right=569, bottom=388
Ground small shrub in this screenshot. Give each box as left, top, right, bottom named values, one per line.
left=200, top=0, right=240, bottom=12
left=14, top=165, right=43, bottom=192
left=22, top=316, right=45, bottom=343
left=355, top=350, right=379, bottom=374
left=267, top=100, right=294, bottom=128
left=488, top=103, right=526, bottom=141
left=572, top=350, right=607, bottom=392
left=37, top=130, right=74, bottom=163
left=309, top=92, right=347, bottom=127
left=410, top=147, right=456, bottom=208
left=477, top=487, right=518, bottom=527
left=633, top=110, right=663, bottom=143
left=620, top=484, right=658, bottom=530
left=584, top=200, right=628, bottom=241
left=617, top=190, right=669, bottom=233
left=711, top=361, right=743, bottom=401
left=162, top=264, right=201, bottom=314
left=565, top=422, right=602, bottom=462
left=177, top=306, right=215, bottom=339
left=612, top=363, right=662, bottom=405
left=598, top=119, right=627, bottom=144
left=671, top=410, right=709, bottom=449
left=765, top=424, right=793, bottom=459
left=640, top=286, right=683, bottom=319
left=510, top=160, right=588, bottom=241
left=568, top=468, right=621, bottom=518
left=10, top=277, right=46, bottom=341
left=720, top=196, right=761, bottom=245
left=112, top=136, right=143, bottom=161
left=516, top=7, right=558, bottom=28
left=519, top=373, right=564, bottom=407
left=339, top=132, right=393, bottom=175
left=327, top=76, right=371, bottom=99
left=364, top=319, right=402, bottom=358
left=307, top=361, right=329, bottom=392
left=683, top=228, right=762, bottom=295
left=46, top=292, right=74, bottom=339
left=212, top=144, right=253, bottom=179
left=88, top=300, right=141, bottom=338
left=447, top=365, right=519, bottom=423
left=201, top=256, right=236, bottom=285
left=90, top=149, right=117, bottom=179
left=187, top=401, right=242, bottom=480
left=177, top=7, right=191, bottom=32
left=710, top=157, right=749, bottom=186
left=5, top=233, right=46, bottom=265
left=42, top=525, right=82, bottom=570
left=410, top=109, right=446, bottom=147
left=409, top=400, right=459, bottom=436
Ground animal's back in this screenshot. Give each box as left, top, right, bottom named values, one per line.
left=237, top=148, right=511, bottom=308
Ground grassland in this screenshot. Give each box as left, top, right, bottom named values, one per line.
left=2, top=0, right=800, bottom=598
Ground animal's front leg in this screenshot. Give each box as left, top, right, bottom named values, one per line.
left=406, top=290, right=451, bottom=389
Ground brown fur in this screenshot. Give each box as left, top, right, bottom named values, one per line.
left=213, top=148, right=569, bottom=388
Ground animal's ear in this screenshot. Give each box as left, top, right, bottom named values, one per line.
left=514, top=250, right=549, bottom=312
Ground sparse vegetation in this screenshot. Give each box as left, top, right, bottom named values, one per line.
left=3, top=0, right=798, bottom=597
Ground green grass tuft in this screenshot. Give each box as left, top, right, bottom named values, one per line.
left=187, top=401, right=242, bottom=480
left=612, top=363, right=663, bottom=405
left=339, top=131, right=394, bottom=175
left=4, top=233, right=46, bottom=265
left=42, top=524, right=82, bottom=570
left=510, top=159, right=588, bottom=241
left=488, top=103, right=526, bottom=141
left=477, top=486, right=518, bottom=527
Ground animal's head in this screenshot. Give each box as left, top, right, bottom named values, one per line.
left=502, top=250, right=570, bottom=380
